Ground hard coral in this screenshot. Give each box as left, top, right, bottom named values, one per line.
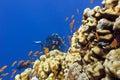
left=15, top=0, right=120, bottom=80
left=104, top=49, right=120, bottom=79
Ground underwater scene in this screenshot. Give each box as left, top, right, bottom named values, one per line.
left=1, top=0, right=120, bottom=80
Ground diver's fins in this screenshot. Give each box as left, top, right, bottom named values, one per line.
left=34, top=41, right=44, bottom=50
left=34, top=41, right=42, bottom=44
left=34, top=41, right=43, bottom=46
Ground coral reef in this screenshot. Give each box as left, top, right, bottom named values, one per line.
left=15, top=0, right=120, bottom=80
left=15, top=50, right=81, bottom=80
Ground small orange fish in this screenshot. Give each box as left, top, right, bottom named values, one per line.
left=0, top=70, right=4, bottom=73
left=70, top=19, right=75, bottom=33
left=1, top=65, right=7, bottom=70
left=76, top=8, right=80, bottom=13
left=0, top=72, right=9, bottom=77
left=95, top=32, right=99, bottom=40
left=52, top=45, right=55, bottom=49
left=33, top=51, right=39, bottom=56
left=73, top=26, right=77, bottom=31
left=67, top=35, right=72, bottom=44
left=23, top=60, right=30, bottom=66
left=82, top=16, right=85, bottom=20
left=65, top=17, right=69, bottom=21
left=28, top=50, right=33, bottom=56
left=53, top=65, right=57, bottom=76
left=0, top=65, right=7, bottom=72
left=0, top=78, right=2, bottom=80
left=39, top=51, right=43, bottom=54
left=18, top=60, right=24, bottom=65
left=43, top=47, right=49, bottom=53
left=71, top=14, right=74, bottom=19
left=11, top=61, right=17, bottom=67
left=67, top=35, right=72, bottom=39
left=90, top=0, right=94, bottom=3
left=112, top=38, right=117, bottom=48
left=35, top=66, right=39, bottom=74
left=45, top=53, right=49, bottom=57
left=55, top=41, right=59, bottom=45
left=10, top=69, right=16, bottom=78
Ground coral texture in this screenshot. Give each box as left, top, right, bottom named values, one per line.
left=15, top=0, right=120, bottom=80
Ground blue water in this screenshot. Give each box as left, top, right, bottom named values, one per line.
left=0, top=0, right=102, bottom=79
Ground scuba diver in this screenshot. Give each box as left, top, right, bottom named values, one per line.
left=34, top=33, right=64, bottom=52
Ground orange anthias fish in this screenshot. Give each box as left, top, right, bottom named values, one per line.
left=70, top=19, right=75, bottom=33
left=11, top=61, right=17, bottom=67
left=10, top=69, right=16, bottom=78
left=39, top=51, right=43, bottom=54
left=76, top=8, right=80, bottom=14
left=52, top=45, right=55, bottom=49
left=0, top=72, right=9, bottom=77
left=0, top=78, right=2, bottom=80
left=67, top=35, right=72, bottom=44
left=73, top=26, right=77, bottom=31
left=55, top=41, right=59, bottom=45
left=53, top=65, right=57, bottom=77
left=71, top=14, right=74, bottom=19
left=95, top=32, right=99, bottom=40
left=0, top=65, right=7, bottom=72
left=65, top=17, right=69, bottom=21
left=112, top=38, right=117, bottom=48
left=18, top=60, right=24, bottom=65
left=28, top=50, right=33, bottom=56
left=23, top=60, right=30, bottom=66
left=35, top=66, right=39, bottom=74
left=33, top=51, right=39, bottom=56
left=90, top=0, right=94, bottom=3
left=43, top=47, right=49, bottom=53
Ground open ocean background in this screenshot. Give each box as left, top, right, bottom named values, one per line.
left=0, top=0, right=102, bottom=79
